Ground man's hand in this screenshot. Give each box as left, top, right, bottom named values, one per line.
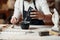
left=10, top=17, right=19, bottom=24
left=30, top=10, right=44, bottom=20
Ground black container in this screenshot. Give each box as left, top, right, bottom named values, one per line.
left=21, top=21, right=30, bottom=29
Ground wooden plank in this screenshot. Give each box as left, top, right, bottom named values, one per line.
left=49, top=30, right=60, bottom=36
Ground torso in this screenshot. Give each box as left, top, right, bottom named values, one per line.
left=24, top=1, right=35, bottom=11
left=19, top=0, right=40, bottom=13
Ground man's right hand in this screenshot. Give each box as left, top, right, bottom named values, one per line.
left=10, top=17, right=19, bottom=24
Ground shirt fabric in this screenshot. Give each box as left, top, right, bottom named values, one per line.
left=12, top=0, right=51, bottom=19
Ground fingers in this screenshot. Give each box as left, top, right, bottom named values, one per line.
left=30, top=15, right=37, bottom=17
left=30, top=12, right=37, bottom=15
left=30, top=10, right=38, bottom=18
left=10, top=17, right=18, bottom=24
left=31, top=9, right=37, bottom=12
left=30, top=14, right=38, bottom=19
left=30, top=12, right=38, bottom=18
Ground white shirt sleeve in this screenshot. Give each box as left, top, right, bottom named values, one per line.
left=38, top=0, right=52, bottom=15
left=12, top=0, right=22, bottom=19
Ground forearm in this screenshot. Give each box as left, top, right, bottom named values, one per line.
left=12, top=0, right=21, bottom=20
left=43, top=14, right=52, bottom=22
left=12, top=8, right=21, bottom=20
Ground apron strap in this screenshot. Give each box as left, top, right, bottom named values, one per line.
left=33, top=0, right=38, bottom=10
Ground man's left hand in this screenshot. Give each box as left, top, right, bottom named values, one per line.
left=30, top=10, right=44, bottom=20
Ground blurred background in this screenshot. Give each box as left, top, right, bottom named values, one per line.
left=0, top=0, right=60, bottom=25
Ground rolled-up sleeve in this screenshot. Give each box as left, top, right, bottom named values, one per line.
left=38, top=0, right=52, bottom=15
left=12, top=0, right=21, bottom=19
